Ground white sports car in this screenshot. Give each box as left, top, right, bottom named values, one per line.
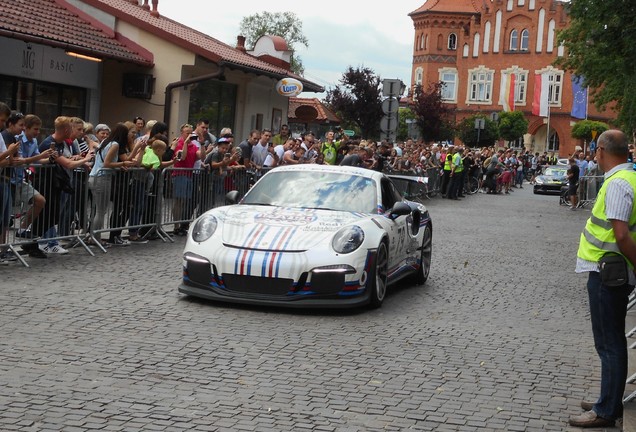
left=179, top=164, right=432, bottom=308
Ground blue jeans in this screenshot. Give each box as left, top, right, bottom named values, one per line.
left=587, top=271, right=634, bottom=420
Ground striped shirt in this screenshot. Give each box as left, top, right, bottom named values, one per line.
left=575, top=163, right=636, bottom=284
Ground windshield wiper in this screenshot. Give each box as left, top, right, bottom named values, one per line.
left=302, top=206, right=337, bottom=211
left=244, top=202, right=274, bottom=206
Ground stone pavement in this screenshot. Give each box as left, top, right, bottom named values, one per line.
left=0, top=185, right=630, bottom=431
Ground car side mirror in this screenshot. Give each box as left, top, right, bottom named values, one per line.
left=225, top=190, right=240, bottom=205
left=388, top=202, right=411, bottom=220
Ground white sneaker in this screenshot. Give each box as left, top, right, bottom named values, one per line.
left=42, top=244, right=69, bottom=255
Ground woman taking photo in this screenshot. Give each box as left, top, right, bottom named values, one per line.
left=88, top=123, right=137, bottom=246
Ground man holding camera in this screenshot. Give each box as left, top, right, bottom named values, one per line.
left=570, top=129, right=636, bottom=428
left=171, top=132, right=205, bottom=236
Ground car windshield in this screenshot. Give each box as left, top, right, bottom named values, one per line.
left=242, top=170, right=378, bottom=213
left=544, top=167, right=567, bottom=177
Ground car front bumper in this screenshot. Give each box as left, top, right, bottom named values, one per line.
left=179, top=249, right=377, bottom=308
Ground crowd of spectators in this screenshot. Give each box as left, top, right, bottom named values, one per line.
left=1, top=101, right=621, bottom=265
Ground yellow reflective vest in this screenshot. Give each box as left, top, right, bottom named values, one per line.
left=453, top=153, right=463, bottom=173
left=444, top=153, right=453, bottom=171
left=577, top=169, right=636, bottom=268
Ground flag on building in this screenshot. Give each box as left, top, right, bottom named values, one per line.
left=499, top=72, right=516, bottom=112
left=571, top=75, right=588, bottom=119
left=532, top=72, right=550, bottom=117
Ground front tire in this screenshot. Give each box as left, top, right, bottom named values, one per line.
left=369, top=242, right=389, bottom=308
left=409, top=224, right=432, bottom=285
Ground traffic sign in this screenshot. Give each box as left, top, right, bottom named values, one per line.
left=382, top=79, right=404, bottom=97
left=382, top=97, right=399, bottom=115
left=343, top=129, right=355, bottom=137
left=380, top=115, right=397, bottom=133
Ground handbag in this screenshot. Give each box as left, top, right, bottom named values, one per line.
left=599, top=254, right=629, bottom=287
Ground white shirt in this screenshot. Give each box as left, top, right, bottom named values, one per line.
left=251, top=142, right=269, bottom=167
left=263, top=144, right=285, bottom=167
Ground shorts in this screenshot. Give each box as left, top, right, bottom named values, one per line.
left=12, top=182, right=41, bottom=211
left=173, top=176, right=193, bottom=199
left=568, top=183, right=579, bottom=196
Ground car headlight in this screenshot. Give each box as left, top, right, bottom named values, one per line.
left=192, top=215, right=218, bottom=242
left=332, top=225, right=365, bottom=254
left=535, top=178, right=544, bottom=185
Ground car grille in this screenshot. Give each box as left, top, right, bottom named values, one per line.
left=222, top=274, right=294, bottom=296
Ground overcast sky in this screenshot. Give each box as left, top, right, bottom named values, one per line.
left=158, top=0, right=425, bottom=97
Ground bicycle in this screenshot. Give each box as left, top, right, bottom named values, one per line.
left=463, top=174, right=479, bottom=195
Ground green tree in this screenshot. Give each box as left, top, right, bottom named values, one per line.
left=457, top=115, right=499, bottom=147
left=498, top=111, right=529, bottom=143
left=571, top=119, right=609, bottom=142
left=557, top=0, right=636, bottom=134
left=325, top=67, right=383, bottom=139
left=239, top=12, right=308, bottom=75
left=411, top=83, right=455, bottom=143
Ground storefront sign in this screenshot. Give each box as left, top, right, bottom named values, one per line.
left=0, top=36, right=99, bottom=89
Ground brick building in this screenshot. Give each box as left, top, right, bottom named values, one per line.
left=409, top=0, right=616, bottom=156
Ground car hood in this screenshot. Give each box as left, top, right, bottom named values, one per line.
left=218, top=205, right=367, bottom=251
left=537, top=174, right=567, bottom=183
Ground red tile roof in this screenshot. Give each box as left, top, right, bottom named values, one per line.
left=409, top=0, right=481, bottom=15
left=0, top=0, right=153, bottom=66
left=82, top=0, right=323, bottom=92
left=289, top=98, right=340, bottom=123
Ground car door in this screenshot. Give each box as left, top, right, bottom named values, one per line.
left=380, top=178, right=409, bottom=270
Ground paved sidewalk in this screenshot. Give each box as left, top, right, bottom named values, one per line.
left=0, top=185, right=628, bottom=431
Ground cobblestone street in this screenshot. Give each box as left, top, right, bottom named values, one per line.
left=0, top=187, right=624, bottom=431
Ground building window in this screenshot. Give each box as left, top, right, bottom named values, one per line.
left=463, top=44, right=469, bottom=57
left=507, top=0, right=513, bottom=11
left=517, top=0, right=525, bottom=6
left=448, top=33, right=457, bottom=50
left=520, top=29, right=529, bottom=51
left=439, top=68, right=458, bottom=102
left=0, top=74, right=87, bottom=142
left=468, top=66, right=494, bottom=103
left=529, top=0, right=536, bottom=10
left=509, top=136, right=524, bottom=149
left=515, top=72, right=528, bottom=103
left=510, top=29, right=518, bottom=51
left=420, top=34, right=425, bottom=50
left=415, top=67, right=423, bottom=86
left=188, top=78, right=237, bottom=137
left=547, top=72, right=563, bottom=105
left=548, top=130, right=560, bottom=152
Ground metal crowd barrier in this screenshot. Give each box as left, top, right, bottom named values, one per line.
left=87, top=167, right=168, bottom=251
left=157, top=167, right=256, bottom=238
left=1, top=163, right=94, bottom=267
left=577, top=175, right=604, bottom=208
left=387, top=167, right=441, bottom=200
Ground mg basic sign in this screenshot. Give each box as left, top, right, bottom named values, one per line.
left=276, top=78, right=303, bottom=97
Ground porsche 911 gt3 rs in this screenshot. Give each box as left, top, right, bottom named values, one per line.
left=179, top=164, right=432, bottom=308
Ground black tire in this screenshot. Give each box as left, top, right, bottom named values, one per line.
left=369, top=242, right=389, bottom=308
left=409, top=224, right=432, bottom=285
